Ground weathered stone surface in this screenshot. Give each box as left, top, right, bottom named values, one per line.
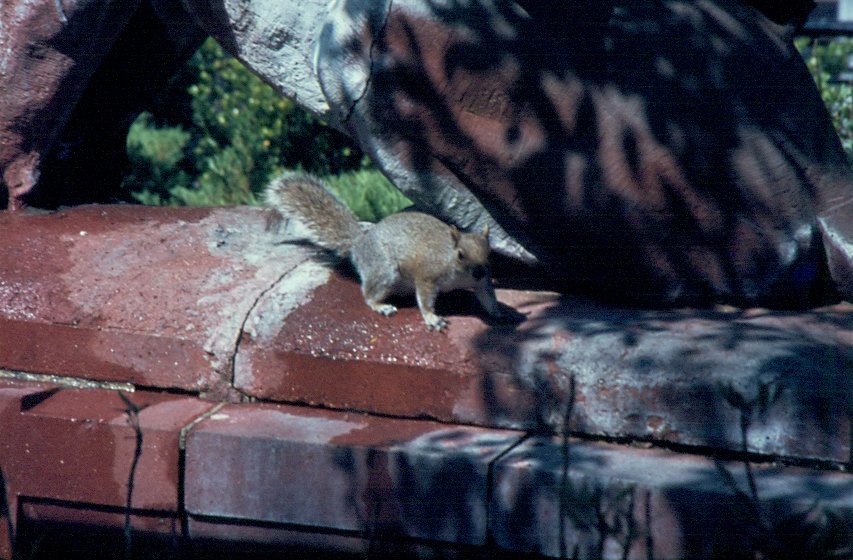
left=0, top=205, right=312, bottom=396
left=187, top=519, right=368, bottom=554
left=492, top=436, right=853, bottom=559
left=1, top=205, right=849, bottom=463
left=0, top=380, right=216, bottom=556
left=0, top=385, right=212, bottom=509
left=473, top=297, right=853, bottom=463
left=0, top=381, right=54, bottom=559
left=1, top=377, right=850, bottom=559
left=184, top=402, right=523, bottom=545
left=3, top=1, right=852, bottom=304
left=0, top=0, right=204, bottom=208
left=236, top=269, right=853, bottom=463
left=314, top=0, right=853, bottom=305
left=181, top=0, right=330, bottom=117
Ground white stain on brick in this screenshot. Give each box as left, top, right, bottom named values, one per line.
left=0, top=280, right=39, bottom=320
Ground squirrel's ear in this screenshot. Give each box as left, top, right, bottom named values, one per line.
left=482, top=225, right=489, bottom=239
left=450, top=225, right=461, bottom=245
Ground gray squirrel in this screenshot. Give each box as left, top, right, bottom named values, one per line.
left=264, top=172, right=508, bottom=330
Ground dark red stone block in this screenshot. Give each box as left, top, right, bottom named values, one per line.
left=0, top=205, right=311, bottom=396
left=236, top=270, right=853, bottom=463
left=491, top=436, right=853, bottom=559
left=0, top=383, right=213, bottom=515
left=184, top=402, right=523, bottom=545
left=187, top=518, right=367, bottom=553
left=0, top=381, right=55, bottom=559
left=20, top=502, right=182, bottom=537
left=234, top=274, right=530, bottom=419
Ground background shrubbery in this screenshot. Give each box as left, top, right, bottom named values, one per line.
left=796, top=37, right=853, bottom=162
left=123, top=38, right=409, bottom=220
left=125, top=36, right=853, bottom=218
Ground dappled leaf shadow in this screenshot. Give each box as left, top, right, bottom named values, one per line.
left=314, top=0, right=853, bottom=555
left=327, top=0, right=852, bottom=306
left=472, top=289, right=852, bottom=556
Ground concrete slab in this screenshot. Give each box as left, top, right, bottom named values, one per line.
left=491, top=436, right=853, bottom=559
left=184, top=402, right=523, bottom=545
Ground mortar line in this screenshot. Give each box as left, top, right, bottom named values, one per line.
left=264, top=394, right=853, bottom=473
left=483, top=433, right=531, bottom=548
left=176, top=401, right=227, bottom=540
left=179, top=402, right=227, bottom=451
left=0, top=369, right=135, bottom=392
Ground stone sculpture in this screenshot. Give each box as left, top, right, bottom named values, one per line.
left=1, top=0, right=850, bottom=306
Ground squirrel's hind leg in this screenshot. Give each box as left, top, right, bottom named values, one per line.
left=361, top=275, right=399, bottom=317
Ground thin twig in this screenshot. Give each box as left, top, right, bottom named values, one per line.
left=119, top=391, right=143, bottom=560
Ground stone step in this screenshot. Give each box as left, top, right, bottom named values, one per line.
left=1, top=380, right=851, bottom=558
left=0, top=205, right=850, bottom=461
left=0, top=205, right=851, bottom=557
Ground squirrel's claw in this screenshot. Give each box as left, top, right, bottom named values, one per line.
left=423, top=313, right=448, bottom=331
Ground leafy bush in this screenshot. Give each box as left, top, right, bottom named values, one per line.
left=123, top=38, right=408, bottom=215
left=796, top=37, right=853, bottom=162
left=124, top=113, right=191, bottom=206
left=326, top=170, right=412, bottom=222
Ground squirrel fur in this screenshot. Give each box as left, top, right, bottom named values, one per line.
left=264, top=172, right=506, bottom=330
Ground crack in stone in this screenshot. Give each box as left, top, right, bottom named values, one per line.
left=227, top=268, right=294, bottom=388
left=343, top=0, right=394, bottom=125
left=178, top=402, right=227, bottom=450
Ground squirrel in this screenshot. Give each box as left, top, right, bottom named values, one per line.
left=264, top=172, right=509, bottom=330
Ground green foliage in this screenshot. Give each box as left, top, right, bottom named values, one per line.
left=124, top=113, right=192, bottom=206
left=123, top=38, right=408, bottom=215
left=795, top=37, right=853, bottom=162
left=326, top=170, right=412, bottom=222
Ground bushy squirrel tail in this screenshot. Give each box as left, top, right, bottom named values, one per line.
left=264, top=172, right=364, bottom=257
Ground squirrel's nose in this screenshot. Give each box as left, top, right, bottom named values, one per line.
left=472, top=265, right=488, bottom=281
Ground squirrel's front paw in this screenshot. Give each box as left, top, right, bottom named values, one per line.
left=423, top=313, right=448, bottom=331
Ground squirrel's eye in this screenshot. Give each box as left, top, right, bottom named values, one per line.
left=457, top=249, right=465, bottom=261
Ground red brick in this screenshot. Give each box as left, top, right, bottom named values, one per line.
left=184, top=402, right=523, bottom=545
left=236, top=271, right=853, bottom=462
left=0, top=381, right=55, bottom=559
left=0, top=384, right=213, bottom=513
left=0, top=205, right=311, bottom=395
